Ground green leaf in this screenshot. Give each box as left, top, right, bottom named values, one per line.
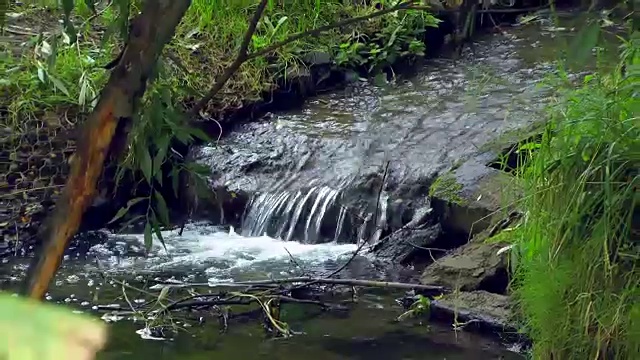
left=47, top=35, right=59, bottom=69
left=154, top=191, right=170, bottom=225
left=174, top=128, right=193, bottom=144
left=187, top=162, right=211, bottom=177
left=107, top=197, right=146, bottom=224
left=188, top=127, right=211, bottom=142
left=137, top=144, right=153, bottom=183
left=157, top=286, right=170, bottom=302
left=143, top=221, right=153, bottom=251
left=37, top=67, right=47, bottom=84
left=152, top=134, right=170, bottom=177
left=151, top=215, right=168, bottom=253
left=48, top=75, right=71, bottom=97
left=0, top=293, right=107, bottom=360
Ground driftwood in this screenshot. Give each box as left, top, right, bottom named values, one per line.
left=21, top=0, right=192, bottom=300
left=152, top=277, right=447, bottom=295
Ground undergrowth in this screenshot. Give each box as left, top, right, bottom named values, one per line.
left=510, top=31, right=639, bottom=359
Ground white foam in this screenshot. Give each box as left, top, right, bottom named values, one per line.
left=91, top=223, right=358, bottom=282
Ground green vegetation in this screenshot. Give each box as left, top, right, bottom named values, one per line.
left=508, top=30, right=639, bottom=359
left=2, top=0, right=440, bottom=124
left=429, top=172, right=465, bottom=204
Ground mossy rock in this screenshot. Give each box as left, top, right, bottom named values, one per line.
left=430, top=160, right=521, bottom=237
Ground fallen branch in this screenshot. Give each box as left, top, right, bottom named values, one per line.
left=154, top=277, right=448, bottom=295
left=163, top=294, right=345, bottom=312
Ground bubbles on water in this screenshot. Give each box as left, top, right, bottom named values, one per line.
left=81, top=223, right=359, bottom=283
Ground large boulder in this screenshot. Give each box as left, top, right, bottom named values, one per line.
left=429, top=159, right=521, bottom=237
left=419, top=240, right=509, bottom=293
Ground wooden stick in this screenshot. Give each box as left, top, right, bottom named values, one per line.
left=154, top=277, right=448, bottom=294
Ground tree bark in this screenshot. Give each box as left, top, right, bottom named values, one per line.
left=21, top=0, right=192, bottom=300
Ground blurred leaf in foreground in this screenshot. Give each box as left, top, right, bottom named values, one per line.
left=0, top=293, right=107, bottom=360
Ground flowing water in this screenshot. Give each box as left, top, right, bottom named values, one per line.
left=0, top=17, right=623, bottom=359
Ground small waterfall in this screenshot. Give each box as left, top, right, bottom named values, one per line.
left=241, top=185, right=346, bottom=244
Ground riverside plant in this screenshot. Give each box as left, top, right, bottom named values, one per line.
left=509, top=31, right=639, bottom=360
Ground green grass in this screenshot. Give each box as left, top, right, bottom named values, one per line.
left=1, top=0, right=438, bottom=127
left=509, top=32, right=640, bottom=359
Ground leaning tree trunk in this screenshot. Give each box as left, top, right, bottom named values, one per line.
left=21, top=0, right=192, bottom=300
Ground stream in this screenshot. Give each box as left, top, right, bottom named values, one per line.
left=0, top=15, right=622, bottom=360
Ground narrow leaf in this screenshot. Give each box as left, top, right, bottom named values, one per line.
left=37, top=67, right=47, bottom=84
left=49, top=75, right=71, bottom=97
left=143, top=222, right=153, bottom=251
left=61, top=0, right=78, bottom=44
left=158, top=286, right=170, bottom=302
left=188, top=127, right=211, bottom=142
left=154, top=191, right=170, bottom=225
left=151, top=215, right=168, bottom=254
left=107, top=197, right=146, bottom=224
left=137, top=145, right=153, bottom=183
left=152, top=134, right=170, bottom=176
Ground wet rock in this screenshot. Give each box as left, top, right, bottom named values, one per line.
left=372, top=223, right=443, bottom=264
left=371, top=205, right=442, bottom=263
left=430, top=160, right=520, bottom=237
left=301, top=51, right=332, bottom=66
left=419, top=240, right=509, bottom=293
left=430, top=290, right=518, bottom=336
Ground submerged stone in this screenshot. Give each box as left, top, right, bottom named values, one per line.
left=431, top=290, right=517, bottom=334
